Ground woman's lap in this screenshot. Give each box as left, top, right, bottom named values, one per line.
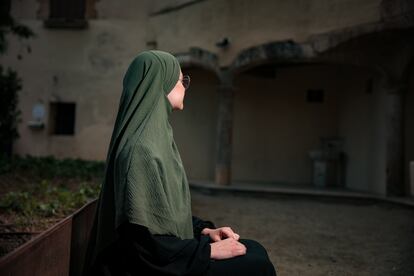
left=206, top=239, right=277, bottom=276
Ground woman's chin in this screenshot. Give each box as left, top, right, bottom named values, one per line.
left=173, top=105, right=184, bottom=111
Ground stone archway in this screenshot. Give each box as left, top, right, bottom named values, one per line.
left=312, top=28, right=414, bottom=196
left=176, top=48, right=236, bottom=186
left=175, top=47, right=220, bottom=77
left=229, top=40, right=309, bottom=75
left=224, top=24, right=414, bottom=195
left=172, top=48, right=221, bottom=182
left=173, top=16, right=414, bottom=193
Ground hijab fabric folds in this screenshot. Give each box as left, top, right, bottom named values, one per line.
left=84, top=50, right=194, bottom=274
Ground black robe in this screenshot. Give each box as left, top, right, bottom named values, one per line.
left=89, top=217, right=277, bottom=276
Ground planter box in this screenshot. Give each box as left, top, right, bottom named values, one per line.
left=69, top=200, right=97, bottom=276
left=0, top=200, right=97, bottom=276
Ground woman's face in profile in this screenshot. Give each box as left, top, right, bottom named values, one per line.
left=167, top=71, right=186, bottom=110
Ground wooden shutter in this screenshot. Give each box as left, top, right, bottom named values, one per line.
left=49, top=0, right=86, bottom=19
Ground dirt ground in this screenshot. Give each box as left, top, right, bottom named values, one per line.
left=191, top=190, right=414, bottom=276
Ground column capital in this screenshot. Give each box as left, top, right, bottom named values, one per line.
left=218, top=69, right=234, bottom=89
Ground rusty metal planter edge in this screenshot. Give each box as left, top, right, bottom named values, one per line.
left=0, top=199, right=98, bottom=276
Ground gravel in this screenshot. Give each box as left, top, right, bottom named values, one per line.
left=191, top=190, right=414, bottom=276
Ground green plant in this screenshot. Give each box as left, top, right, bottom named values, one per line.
left=0, top=156, right=103, bottom=230
left=0, top=67, right=22, bottom=155
left=0, top=155, right=105, bottom=179
left=0, top=179, right=101, bottom=219
left=0, top=0, right=34, bottom=157
left=0, top=191, right=30, bottom=213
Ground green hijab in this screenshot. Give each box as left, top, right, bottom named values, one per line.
left=84, top=50, right=193, bottom=273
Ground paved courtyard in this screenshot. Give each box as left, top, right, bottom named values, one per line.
left=191, top=190, right=414, bottom=276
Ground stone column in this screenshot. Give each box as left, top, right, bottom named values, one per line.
left=215, top=72, right=234, bottom=186
left=384, top=81, right=405, bottom=196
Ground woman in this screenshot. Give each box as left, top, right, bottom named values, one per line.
left=83, top=50, right=277, bottom=276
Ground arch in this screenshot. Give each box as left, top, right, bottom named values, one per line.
left=175, top=47, right=220, bottom=77
left=229, top=7, right=414, bottom=77
left=229, top=40, right=309, bottom=76
left=308, top=5, right=414, bottom=55
left=169, top=66, right=220, bottom=182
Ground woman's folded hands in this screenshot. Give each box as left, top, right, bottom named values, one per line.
left=202, top=227, right=247, bottom=260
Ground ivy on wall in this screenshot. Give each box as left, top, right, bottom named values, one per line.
left=0, top=0, right=34, bottom=157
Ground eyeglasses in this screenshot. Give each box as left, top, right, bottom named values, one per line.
left=180, top=75, right=190, bottom=90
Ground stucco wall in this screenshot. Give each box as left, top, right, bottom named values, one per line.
left=337, top=66, right=377, bottom=193
left=3, top=0, right=388, bottom=161
left=1, top=19, right=148, bottom=159
left=150, top=0, right=382, bottom=65
left=232, top=64, right=339, bottom=185
left=230, top=64, right=378, bottom=191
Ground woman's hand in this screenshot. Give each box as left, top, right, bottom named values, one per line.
left=210, top=238, right=247, bottom=260
left=201, top=227, right=240, bottom=241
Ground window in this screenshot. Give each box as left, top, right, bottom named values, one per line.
left=306, top=89, right=324, bottom=103
left=44, top=0, right=88, bottom=29
left=49, top=102, right=76, bottom=135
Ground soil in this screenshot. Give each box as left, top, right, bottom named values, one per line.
left=191, top=190, right=414, bottom=276
left=0, top=214, right=65, bottom=258
left=0, top=172, right=97, bottom=258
